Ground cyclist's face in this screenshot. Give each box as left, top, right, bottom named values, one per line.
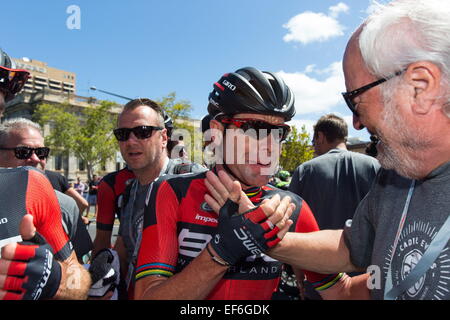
left=0, top=127, right=46, bottom=168
left=117, top=106, right=168, bottom=174
left=222, top=113, right=284, bottom=188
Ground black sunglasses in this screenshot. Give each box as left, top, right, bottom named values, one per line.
left=0, top=146, right=50, bottom=160
left=220, top=118, right=291, bottom=141
left=0, top=66, right=30, bottom=101
left=342, top=70, right=404, bottom=115
left=113, top=125, right=163, bottom=142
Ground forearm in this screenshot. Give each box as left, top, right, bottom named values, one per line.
left=319, top=273, right=371, bottom=300
left=55, top=252, right=91, bottom=299
left=66, top=188, right=89, bottom=214
left=92, top=230, right=113, bottom=258
left=135, top=246, right=228, bottom=300
left=269, top=230, right=359, bottom=274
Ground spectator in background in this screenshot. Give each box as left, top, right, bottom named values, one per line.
left=288, top=114, right=379, bottom=299
left=289, top=114, right=380, bottom=231
left=88, top=174, right=100, bottom=218
left=74, top=176, right=87, bottom=195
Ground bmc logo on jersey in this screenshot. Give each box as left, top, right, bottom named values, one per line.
left=178, top=229, right=212, bottom=258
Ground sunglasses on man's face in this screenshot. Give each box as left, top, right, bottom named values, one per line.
left=0, top=66, right=30, bottom=101
left=0, top=146, right=50, bottom=160
left=113, top=125, right=164, bottom=142
left=220, top=118, right=291, bottom=141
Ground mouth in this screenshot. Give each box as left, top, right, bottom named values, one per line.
left=127, top=151, right=143, bottom=158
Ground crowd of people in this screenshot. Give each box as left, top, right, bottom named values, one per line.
left=0, top=0, right=449, bottom=301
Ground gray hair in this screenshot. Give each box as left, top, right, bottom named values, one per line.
left=359, top=0, right=450, bottom=115
left=0, top=117, right=43, bottom=146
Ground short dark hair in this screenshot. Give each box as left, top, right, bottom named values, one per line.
left=119, top=98, right=165, bottom=127
left=314, top=114, right=348, bottom=143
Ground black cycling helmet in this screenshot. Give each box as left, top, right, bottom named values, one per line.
left=201, top=114, right=213, bottom=133
left=162, top=109, right=174, bottom=138
left=208, top=67, right=296, bottom=121
left=0, top=48, right=30, bottom=102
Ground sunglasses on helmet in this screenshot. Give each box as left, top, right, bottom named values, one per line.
left=220, top=118, right=291, bottom=141
left=0, top=146, right=50, bottom=160
left=113, top=125, right=164, bottom=142
left=0, top=66, right=30, bottom=101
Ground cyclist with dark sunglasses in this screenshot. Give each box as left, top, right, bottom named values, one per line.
left=134, top=67, right=357, bottom=300
left=100, top=98, right=205, bottom=299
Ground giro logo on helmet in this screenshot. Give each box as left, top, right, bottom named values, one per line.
left=222, top=80, right=236, bottom=91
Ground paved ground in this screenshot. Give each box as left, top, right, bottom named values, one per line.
left=85, top=209, right=119, bottom=245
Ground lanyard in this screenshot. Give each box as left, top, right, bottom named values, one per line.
left=384, top=180, right=415, bottom=300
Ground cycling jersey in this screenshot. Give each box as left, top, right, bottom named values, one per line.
left=96, top=167, right=135, bottom=231
left=136, top=169, right=341, bottom=300
left=0, top=167, right=72, bottom=261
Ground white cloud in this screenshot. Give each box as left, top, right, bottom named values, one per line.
left=329, top=2, right=350, bottom=18
left=287, top=118, right=316, bottom=140
left=277, top=61, right=345, bottom=115
left=283, top=3, right=349, bottom=45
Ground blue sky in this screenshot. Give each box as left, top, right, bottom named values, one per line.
left=1, top=0, right=382, bottom=141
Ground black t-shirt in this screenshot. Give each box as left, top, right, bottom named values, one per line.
left=45, top=170, right=70, bottom=193
left=89, top=180, right=100, bottom=195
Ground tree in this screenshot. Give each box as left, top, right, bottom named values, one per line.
left=156, top=92, right=203, bottom=163
left=280, top=125, right=314, bottom=172
left=33, top=100, right=119, bottom=180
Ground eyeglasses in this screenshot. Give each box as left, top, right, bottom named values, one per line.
left=220, top=118, right=291, bottom=141
left=341, top=70, right=404, bottom=115
left=0, top=146, right=50, bottom=160
left=0, top=66, right=30, bottom=101
left=113, top=125, right=163, bottom=142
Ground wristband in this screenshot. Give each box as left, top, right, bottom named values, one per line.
left=205, top=243, right=230, bottom=267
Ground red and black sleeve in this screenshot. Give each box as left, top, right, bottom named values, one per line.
left=26, top=169, right=72, bottom=261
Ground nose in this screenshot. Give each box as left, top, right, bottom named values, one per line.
left=353, top=113, right=365, bottom=130
left=26, top=152, right=42, bottom=167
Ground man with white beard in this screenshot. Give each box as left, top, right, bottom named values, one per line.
left=261, top=0, right=450, bottom=300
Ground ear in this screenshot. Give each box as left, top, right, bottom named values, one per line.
left=161, top=128, right=168, bottom=147
left=405, top=61, right=442, bottom=115
left=209, top=119, right=224, bottom=143
left=316, top=131, right=326, bottom=145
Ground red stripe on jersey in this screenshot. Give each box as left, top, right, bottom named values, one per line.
left=137, top=180, right=180, bottom=275
left=97, top=168, right=135, bottom=229
left=25, top=170, right=70, bottom=260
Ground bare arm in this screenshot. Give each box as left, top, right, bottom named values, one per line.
left=134, top=244, right=228, bottom=300
left=92, top=229, right=113, bottom=258
left=65, top=187, right=88, bottom=216
left=318, top=273, right=371, bottom=300
left=269, top=230, right=362, bottom=274
left=55, top=251, right=91, bottom=299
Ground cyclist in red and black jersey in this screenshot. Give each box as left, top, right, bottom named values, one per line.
left=135, top=67, right=362, bottom=300
left=93, top=167, right=135, bottom=254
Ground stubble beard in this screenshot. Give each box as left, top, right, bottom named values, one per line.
left=376, top=96, right=430, bottom=179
